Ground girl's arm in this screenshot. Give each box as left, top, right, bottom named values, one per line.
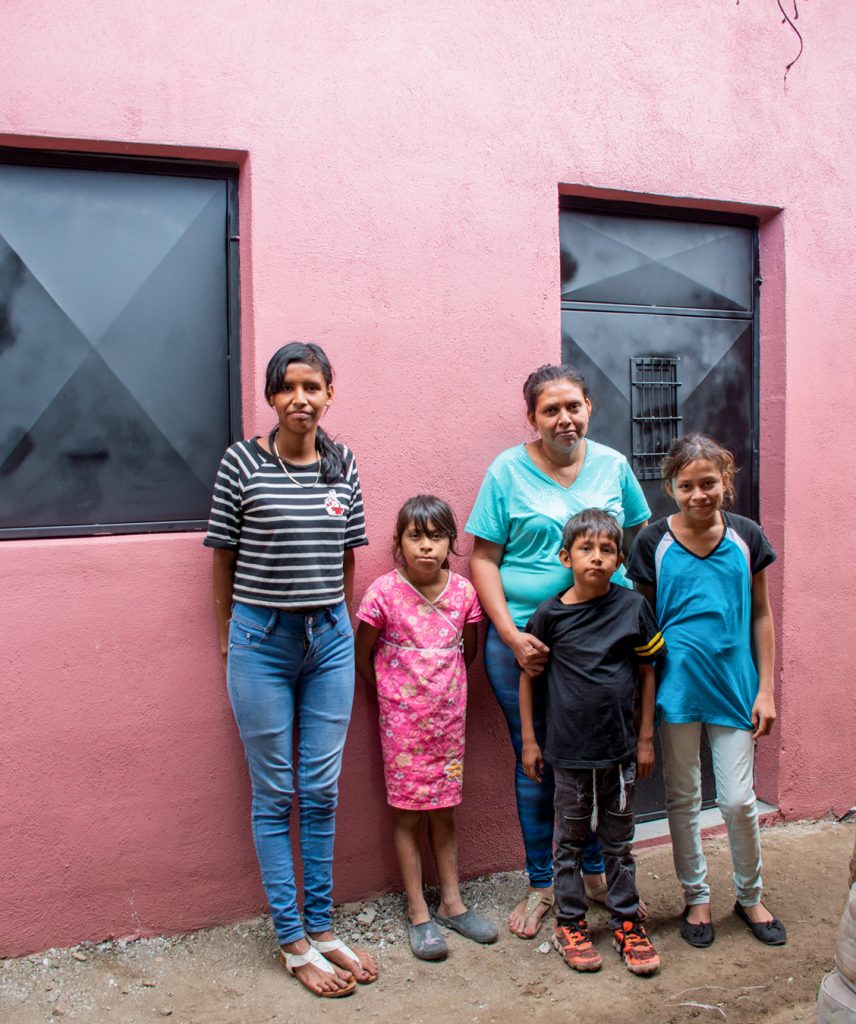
left=750, top=569, right=776, bottom=739
left=354, top=621, right=381, bottom=688
left=635, top=662, right=656, bottom=779
left=462, top=622, right=479, bottom=668
left=519, top=670, right=543, bottom=782
left=343, top=548, right=356, bottom=609
left=470, top=537, right=549, bottom=672
left=636, top=582, right=656, bottom=611
left=212, top=549, right=238, bottom=664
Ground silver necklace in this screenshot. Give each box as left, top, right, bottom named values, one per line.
left=271, top=430, right=321, bottom=488
left=540, top=441, right=582, bottom=488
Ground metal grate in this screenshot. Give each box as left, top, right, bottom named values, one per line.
left=630, top=357, right=681, bottom=480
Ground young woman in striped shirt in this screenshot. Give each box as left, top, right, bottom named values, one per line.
left=206, top=342, right=379, bottom=997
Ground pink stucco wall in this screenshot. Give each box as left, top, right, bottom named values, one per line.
left=2, top=1, right=854, bottom=955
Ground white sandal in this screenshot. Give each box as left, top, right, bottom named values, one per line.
left=308, top=936, right=378, bottom=984
left=279, top=945, right=356, bottom=998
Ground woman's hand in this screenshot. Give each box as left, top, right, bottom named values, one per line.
left=212, top=549, right=237, bottom=669
left=469, top=541, right=550, bottom=671
left=509, top=630, right=550, bottom=673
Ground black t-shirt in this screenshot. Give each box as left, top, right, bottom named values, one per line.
left=525, top=584, right=665, bottom=769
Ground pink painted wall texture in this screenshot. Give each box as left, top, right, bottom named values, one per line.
left=1, top=1, right=853, bottom=954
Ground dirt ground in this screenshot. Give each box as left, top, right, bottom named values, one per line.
left=2, top=820, right=853, bottom=1024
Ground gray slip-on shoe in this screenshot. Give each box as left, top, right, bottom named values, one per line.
left=432, top=908, right=499, bottom=944
left=407, top=919, right=449, bottom=960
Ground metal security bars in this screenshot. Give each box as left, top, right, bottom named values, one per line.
left=630, top=357, right=681, bottom=480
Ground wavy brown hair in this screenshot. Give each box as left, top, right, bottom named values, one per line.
left=661, top=434, right=737, bottom=509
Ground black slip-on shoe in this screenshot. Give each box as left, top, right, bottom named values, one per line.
left=680, top=905, right=715, bottom=947
left=733, top=901, right=787, bottom=946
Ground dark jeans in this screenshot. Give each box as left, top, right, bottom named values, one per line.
left=484, top=623, right=605, bottom=886
left=553, top=763, right=641, bottom=929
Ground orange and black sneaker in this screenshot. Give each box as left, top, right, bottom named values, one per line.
left=613, top=920, right=660, bottom=975
left=553, top=919, right=603, bottom=972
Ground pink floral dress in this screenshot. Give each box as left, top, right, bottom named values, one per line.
left=357, top=569, right=483, bottom=810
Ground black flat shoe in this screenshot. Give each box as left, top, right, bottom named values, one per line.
left=733, top=901, right=787, bottom=946
left=680, top=905, right=715, bottom=947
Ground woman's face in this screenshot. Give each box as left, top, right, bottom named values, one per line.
left=528, top=380, right=591, bottom=457
left=269, top=361, right=333, bottom=439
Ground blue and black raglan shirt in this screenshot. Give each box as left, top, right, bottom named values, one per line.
left=524, top=585, right=665, bottom=769
left=626, top=513, right=776, bottom=731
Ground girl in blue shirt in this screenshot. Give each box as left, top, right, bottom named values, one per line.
left=627, top=434, right=786, bottom=949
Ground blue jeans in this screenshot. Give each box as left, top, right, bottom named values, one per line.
left=484, top=623, right=605, bottom=887
left=227, top=600, right=355, bottom=945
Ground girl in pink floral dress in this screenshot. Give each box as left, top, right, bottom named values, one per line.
left=355, top=495, right=498, bottom=960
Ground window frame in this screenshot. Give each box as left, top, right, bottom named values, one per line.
left=0, top=147, right=242, bottom=540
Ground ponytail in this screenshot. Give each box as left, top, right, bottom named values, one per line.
left=316, top=425, right=345, bottom=484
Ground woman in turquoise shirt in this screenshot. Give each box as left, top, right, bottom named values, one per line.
left=467, top=364, right=649, bottom=939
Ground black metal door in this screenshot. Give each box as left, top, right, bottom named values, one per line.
left=560, top=202, right=759, bottom=819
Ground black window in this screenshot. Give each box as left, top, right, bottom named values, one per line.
left=0, top=151, right=240, bottom=539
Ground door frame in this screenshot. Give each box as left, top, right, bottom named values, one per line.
left=559, top=194, right=761, bottom=521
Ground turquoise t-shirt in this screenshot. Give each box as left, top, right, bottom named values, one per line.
left=465, top=440, right=650, bottom=628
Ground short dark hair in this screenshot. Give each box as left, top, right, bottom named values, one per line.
left=561, top=508, right=622, bottom=551
left=393, top=495, right=460, bottom=568
left=522, top=364, right=590, bottom=414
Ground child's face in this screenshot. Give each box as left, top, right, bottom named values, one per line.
left=560, top=530, right=621, bottom=585
left=399, top=518, right=450, bottom=576
left=666, top=458, right=728, bottom=522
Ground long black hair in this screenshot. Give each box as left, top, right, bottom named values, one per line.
left=264, top=341, right=344, bottom=484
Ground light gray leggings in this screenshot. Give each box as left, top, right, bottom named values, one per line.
left=660, top=722, right=762, bottom=906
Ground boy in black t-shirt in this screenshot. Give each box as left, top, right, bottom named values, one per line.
left=519, top=509, right=665, bottom=976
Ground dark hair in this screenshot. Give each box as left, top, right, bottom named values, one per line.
left=522, top=364, right=590, bottom=415
left=393, top=495, right=459, bottom=569
left=661, top=434, right=737, bottom=509
left=561, top=508, right=623, bottom=552
left=264, top=341, right=344, bottom=484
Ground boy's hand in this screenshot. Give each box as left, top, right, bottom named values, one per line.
left=636, top=738, right=655, bottom=780
left=751, top=691, right=776, bottom=739
left=522, top=741, right=543, bottom=782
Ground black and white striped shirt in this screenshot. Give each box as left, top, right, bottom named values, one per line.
left=204, top=439, right=368, bottom=610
